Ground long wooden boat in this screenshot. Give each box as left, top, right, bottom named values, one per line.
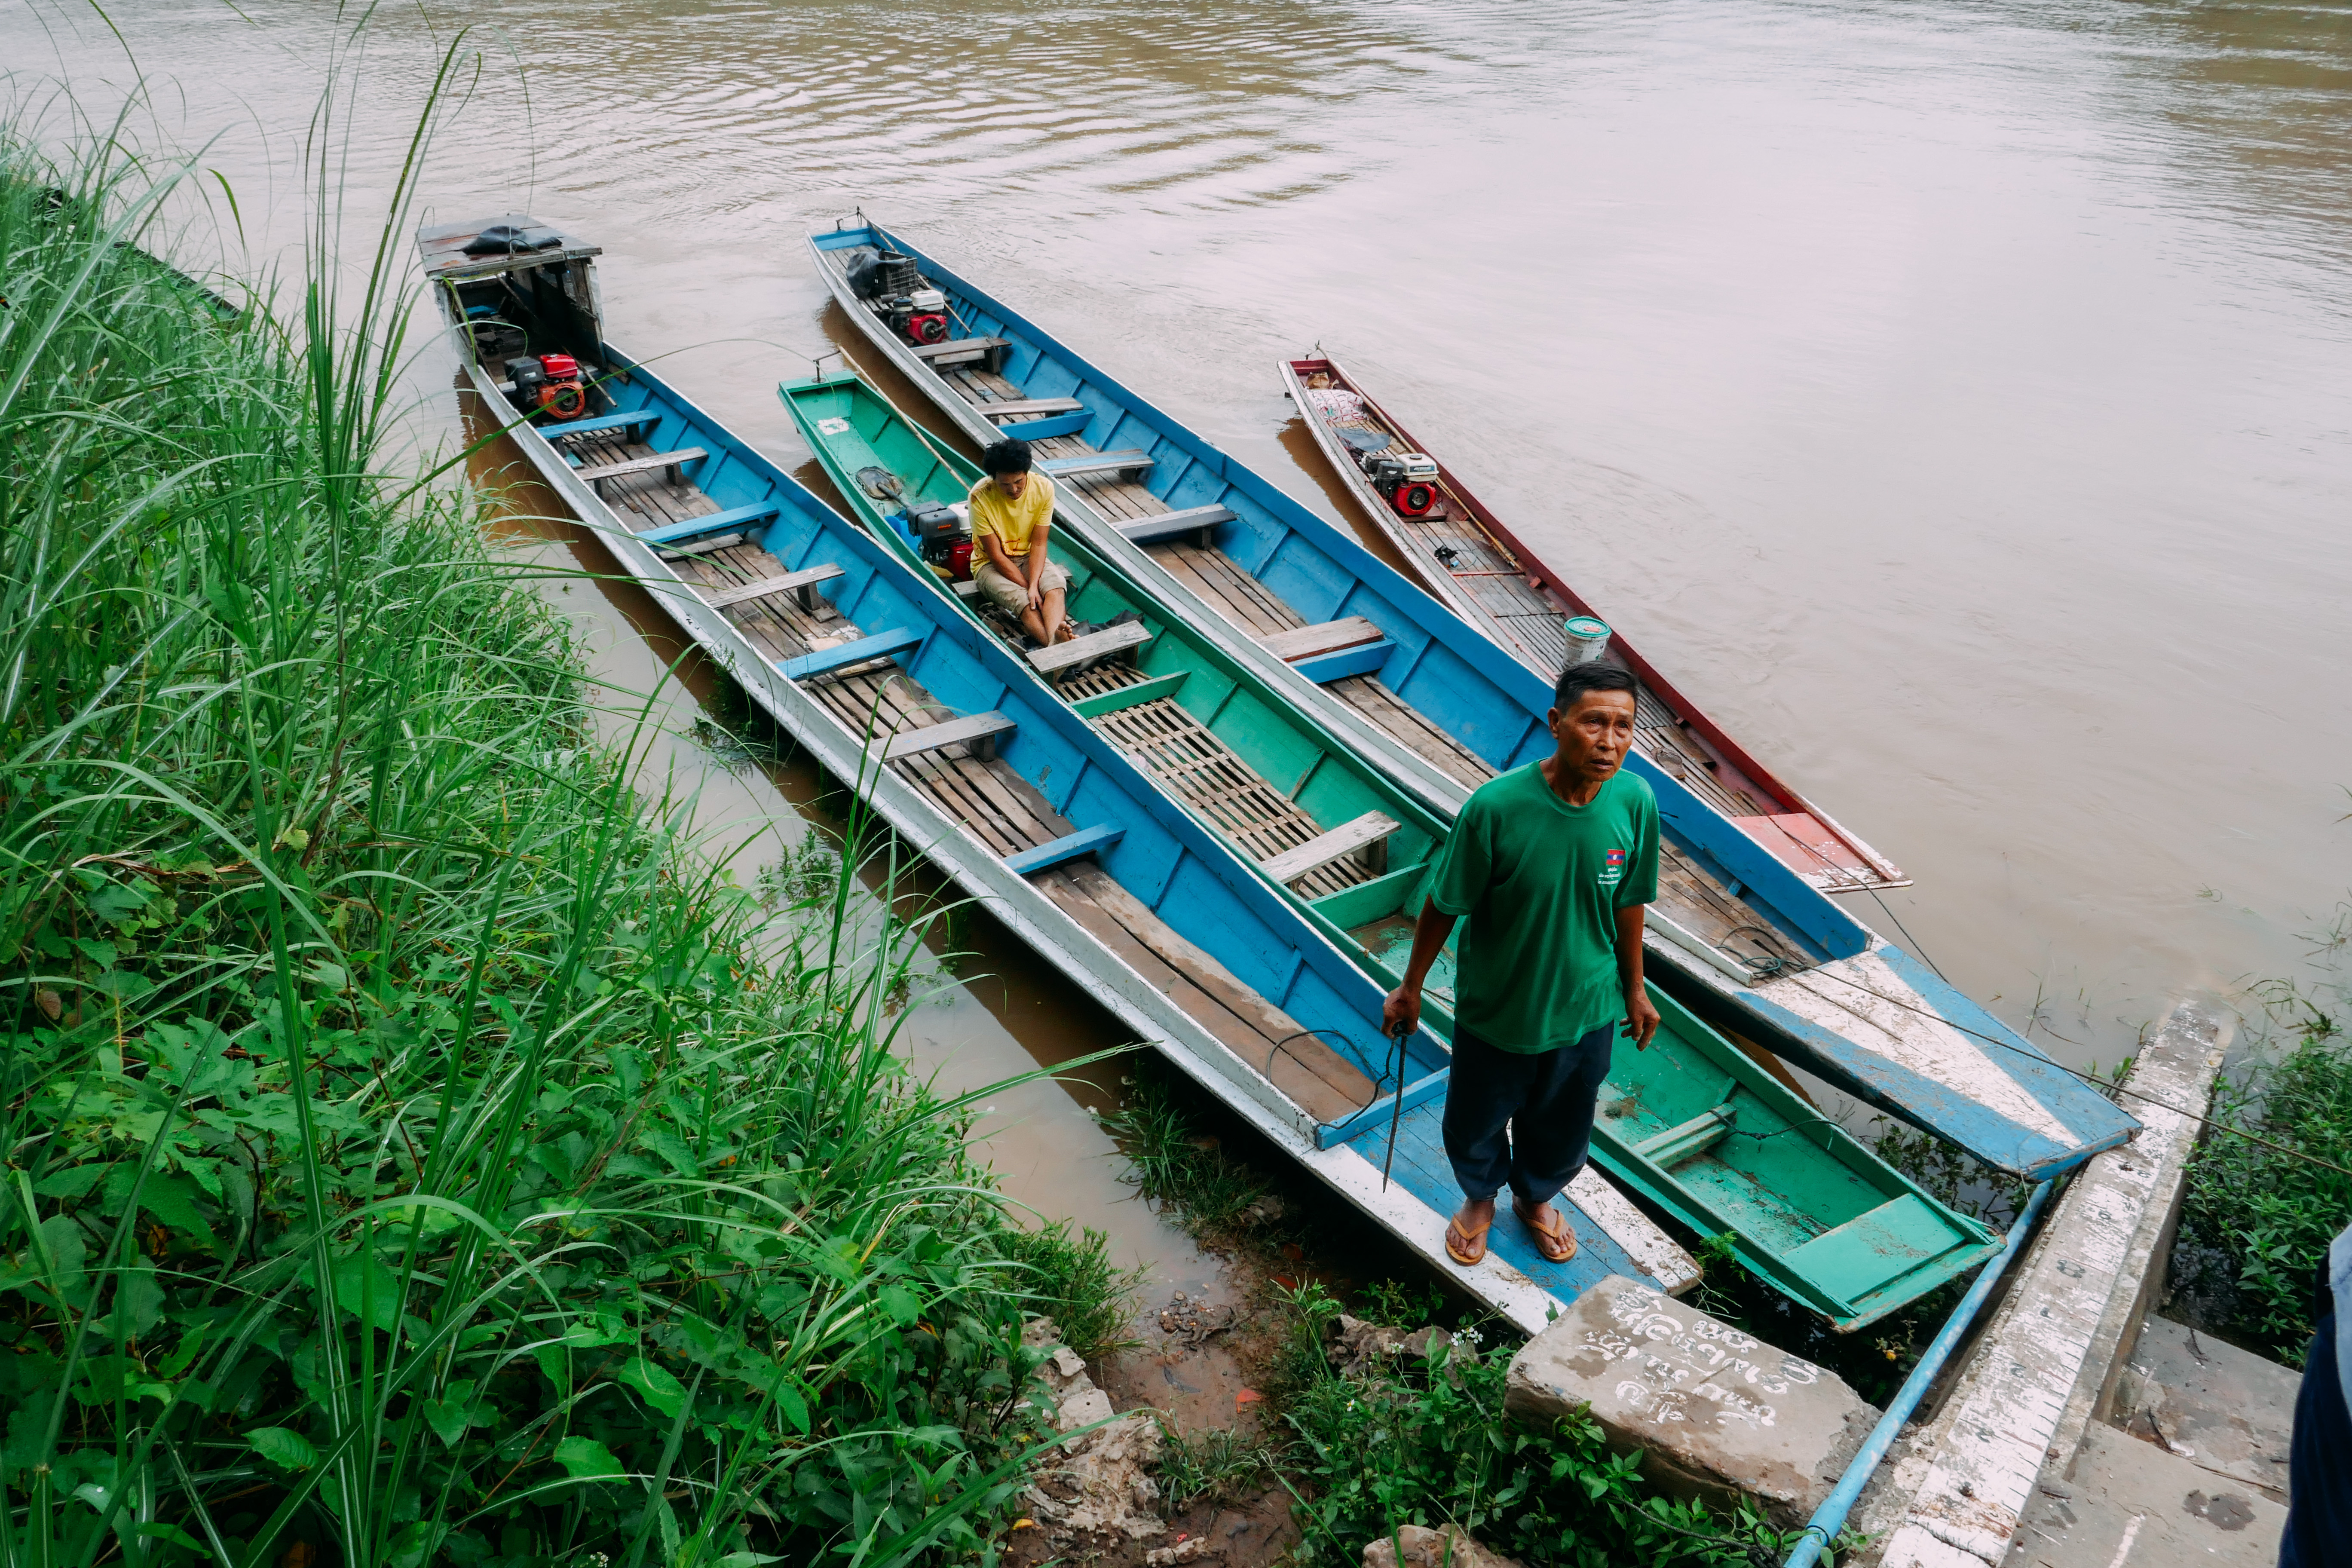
left=1279, top=352, right=1900, bottom=893
left=781, top=367, right=2003, bottom=1328
left=416, top=213, right=1702, bottom=1333
left=801, top=218, right=2139, bottom=1182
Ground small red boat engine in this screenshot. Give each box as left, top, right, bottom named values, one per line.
left=888, top=287, right=952, bottom=346
left=906, top=499, right=974, bottom=581
left=1362, top=450, right=1440, bottom=518
left=533, top=352, right=589, bottom=421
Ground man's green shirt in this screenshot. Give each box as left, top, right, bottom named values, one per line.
left=1426, top=763, right=1660, bottom=1053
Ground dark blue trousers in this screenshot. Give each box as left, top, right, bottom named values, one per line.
left=2280, top=1302, right=2350, bottom=1568
left=1441, top=1022, right=1615, bottom=1208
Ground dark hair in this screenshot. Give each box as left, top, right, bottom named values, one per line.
left=1552, top=662, right=1637, bottom=714
left=980, top=438, right=1034, bottom=477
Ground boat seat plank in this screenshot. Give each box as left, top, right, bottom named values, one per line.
left=1260, top=812, right=1400, bottom=885
left=1257, top=616, right=1385, bottom=662
left=875, top=710, right=1017, bottom=763
left=1004, top=824, right=1125, bottom=875
left=912, top=335, right=1007, bottom=363
left=637, top=501, right=781, bottom=548
left=1040, top=450, right=1154, bottom=480
left=576, top=447, right=707, bottom=486
left=983, top=398, right=1086, bottom=418
left=1029, top=619, right=1151, bottom=676
left=543, top=409, right=662, bottom=443
left=657, top=534, right=745, bottom=560
left=704, top=562, right=843, bottom=610
left=1294, top=640, right=1396, bottom=684
left=1118, top=505, right=1234, bottom=545
left=779, top=627, right=924, bottom=681
left=1632, top=1107, right=1735, bottom=1168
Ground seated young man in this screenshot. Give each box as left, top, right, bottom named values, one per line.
left=970, top=438, right=1073, bottom=648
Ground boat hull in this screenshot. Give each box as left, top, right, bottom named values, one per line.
left=798, top=218, right=2139, bottom=1182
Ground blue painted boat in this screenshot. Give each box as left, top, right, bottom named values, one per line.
left=805, top=218, right=2139, bottom=1180
left=417, top=214, right=1702, bottom=1332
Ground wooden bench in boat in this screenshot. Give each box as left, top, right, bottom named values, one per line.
left=706, top=561, right=843, bottom=611
left=658, top=534, right=744, bottom=560
left=870, top=710, right=1017, bottom=764
left=1259, top=811, right=1400, bottom=885
left=637, top=501, right=780, bottom=548
left=1040, top=450, right=1154, bottom=480
left=1003, top=822, right=1125, bottom=875
left=1257, top=617, right=1384, bottom=662
left=542, top=409, right=662, bottom=443
left=575, top=447, right=707, bottom=489
left=1118, top=505, right=1233, bottom=546
left=1029, top=620, right=1150, bottom=677
left=777, top=627, right=924, bottom=682
left=983, top=398, right=1085, bottom=419
left=911, top=335, right=1007, bottom=368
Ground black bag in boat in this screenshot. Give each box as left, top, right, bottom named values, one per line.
left=463, top=223, right=560, bottom=256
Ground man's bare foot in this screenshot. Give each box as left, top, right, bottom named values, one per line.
left=1446, top=1196, right=1496, bottom=1266
left=1051, top=622, right=1077, bottom=643
left=1513, top=1197, right=1578, bottom=1262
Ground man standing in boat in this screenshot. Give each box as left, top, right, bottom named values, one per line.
left=970, top=438, right=1075, bottom=649
left=1382, top=663, right=1661, bottom=1267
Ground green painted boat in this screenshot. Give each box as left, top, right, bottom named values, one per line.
left=781, top=369, right=2002, bottom=1329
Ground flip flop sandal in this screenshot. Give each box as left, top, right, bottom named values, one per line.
left=1514, top=1200, right=1578, bottom=1263
left=1444, top=1212, right=1490, bottom=1267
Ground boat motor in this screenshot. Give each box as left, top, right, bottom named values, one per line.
left=846, top=248, right=925, bottom=301
left=517, top=352, right=588, bottom=421
left=888, top=287, right=952, bottom=346
left=1361, top=450, right=1439, bottom=518
left=905, top=499, right=974, bottom=581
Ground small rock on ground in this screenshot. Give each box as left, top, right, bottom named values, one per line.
left=1361, top=1523, right=1526, bottom=1568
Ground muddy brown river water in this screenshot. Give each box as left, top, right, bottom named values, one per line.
left=11, top=0, right=2350, bottom=1290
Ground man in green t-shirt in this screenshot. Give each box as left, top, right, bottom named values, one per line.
left=1381, top=663, right=1661, bottom=1268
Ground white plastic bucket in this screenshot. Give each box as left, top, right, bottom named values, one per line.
left=1562, top=616, right=1612, bottom=666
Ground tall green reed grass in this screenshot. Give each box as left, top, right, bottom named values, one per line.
left=0, top=86, right=1115, bottom=1568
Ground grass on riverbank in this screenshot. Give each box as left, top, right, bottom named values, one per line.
left=2173, top=977, right=2352, bottom=1366
left=0, top=116, right=1107, bottom=1567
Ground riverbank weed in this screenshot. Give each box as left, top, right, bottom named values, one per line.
left=0, top=81, right=1093, bottom=1568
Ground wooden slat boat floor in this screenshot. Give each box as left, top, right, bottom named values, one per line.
left=559, top=427, right=1378, bottom=1124
left=940, top=364, right=1493, bottom=788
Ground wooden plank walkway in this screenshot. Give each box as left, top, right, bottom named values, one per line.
left=560, top=423, right=1381, bottom=1123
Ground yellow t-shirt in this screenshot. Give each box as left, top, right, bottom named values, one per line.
left=967, top=473, right=1055, bottom=558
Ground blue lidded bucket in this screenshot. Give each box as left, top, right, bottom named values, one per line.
left=1562, top=616, right=1612, bottom=666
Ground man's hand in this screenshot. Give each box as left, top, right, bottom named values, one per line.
left=1625, top=987, right=1660, bottom=1050
left=1382, top=984, right=1421, bottom=1039
left=1026, top=581, right=1044, bottom=611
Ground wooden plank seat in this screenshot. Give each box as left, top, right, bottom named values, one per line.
left=575, top=447, right=707, bottom=488
left=1039, top=450, right=1154, bottom=480
left=872, top=710, right=1017, bottom=764
left=1003, top=823, right=1125, bottom=875
left=911, top=335, right=1007, bottom=364
left=636, top=501, right=780, bottom=548
left=657, top=534, right=745, bottom=561
left=982, top=398, right=1085, bottom=419
left=1028, top=620, right=1151, bottom=678
left=1259, top=811, right=1400, bottom=885
left=542, top=409, right=662, bottom=442
left=705, top=561, right=842, bottom=611
left=777, top=626, right=924, bottom=682
left=1257, top=616, right=1385, bottom=662
left=1118, top=505, right=1234, bottom=546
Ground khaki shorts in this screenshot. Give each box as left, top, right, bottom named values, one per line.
left=973, top=554, right=1069, bottom=617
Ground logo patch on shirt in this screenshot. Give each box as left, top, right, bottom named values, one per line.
left=1599, top=847, right=1628, bottom=887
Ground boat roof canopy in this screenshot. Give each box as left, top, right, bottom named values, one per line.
left=416, top=216, right=600, bottom=283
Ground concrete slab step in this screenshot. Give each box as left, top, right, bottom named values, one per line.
left=2000, top=1425, right=2284, bottom=1568
left=2109, top=1314, right=2299, bottom=1502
